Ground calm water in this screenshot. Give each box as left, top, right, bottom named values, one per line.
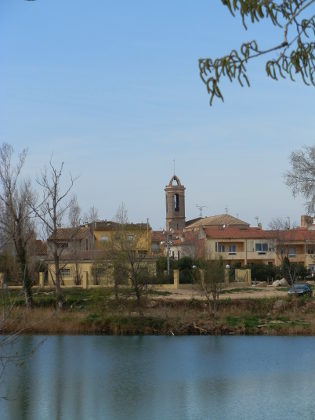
left=1, top=336, right=315, bottom=419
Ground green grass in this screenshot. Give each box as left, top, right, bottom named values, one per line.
left=147, top=289, right=171, bottom=296
left=224, top=314, right=312, bottom=334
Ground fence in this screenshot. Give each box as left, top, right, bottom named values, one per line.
left=0, top=267, right=252, bottom=291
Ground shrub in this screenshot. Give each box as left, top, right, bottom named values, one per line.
left=246, top=263, right=278, bottom=282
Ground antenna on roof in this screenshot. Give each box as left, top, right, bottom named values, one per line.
left=255, top=216, right=259, bottom=226
left=196, top=204, right=206, bottom=217
left=225, top=206, right=229, bottom=214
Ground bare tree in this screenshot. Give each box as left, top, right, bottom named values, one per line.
left=83, top=205, right=99, bottom=224
left=102, top=203, right=151, bottom=314
left=68, top=195, right=81, bottom=228
left=285, top=145, right=315, bottom=214
left=68, top=195, right=83, bottom=285
left=268, top=216, right=296, bottom=231
left=0, top=144, right=35, bottom=308
left=32, top=159, right=76, bottom=309
left=198, top=260, right=225, bottom=317
left=269, top=217, right=300, bottom=285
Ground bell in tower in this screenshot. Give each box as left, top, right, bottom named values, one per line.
left=165, top=175, right=186, bottom=231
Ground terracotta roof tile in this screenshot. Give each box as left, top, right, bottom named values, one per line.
left=202, top=226, right=315, bottom=241
left=49, top=226, right=91, bottom=241
left=91, top=220, right=149, bottom=231
left=271, top=228, right=315, bottom=242
left=204, top=227, right=273, bottom=239
left=151, top=231, right=165, bottom=242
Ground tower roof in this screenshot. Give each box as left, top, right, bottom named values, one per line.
left=167, top=175, right=182, bottom=187
left=165, top=175, right=185, bottom=191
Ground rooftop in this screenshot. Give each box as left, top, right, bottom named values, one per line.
left=185, top=214, right=250, bottom=230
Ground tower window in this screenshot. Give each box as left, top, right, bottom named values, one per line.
left=174, top=194, right=179, bottom=211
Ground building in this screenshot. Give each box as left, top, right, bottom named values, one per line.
left=44, top=174, right=315, bottom=286
left=165, top=175, right=186, bottom=231
left=161, top=174, right=315, bottom=272
left=46, top=221, right=154, bottom=286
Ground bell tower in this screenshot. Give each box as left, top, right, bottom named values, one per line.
left=165, top=175, right=186, bottom=231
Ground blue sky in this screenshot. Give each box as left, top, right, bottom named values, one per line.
left=1, top=0, right=314, bottom=229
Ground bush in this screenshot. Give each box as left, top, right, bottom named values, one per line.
left=177, top=257, right=193, bottom=271
left=179, top=268, right=194, bottom=284
left=280, top=259, right=308, bottom=283
left=246, top=263, right=278, bottom=282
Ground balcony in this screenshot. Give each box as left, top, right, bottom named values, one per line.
left=215, top=250, right=275, bottom=262
left=215, top=251, right=245, bottom=260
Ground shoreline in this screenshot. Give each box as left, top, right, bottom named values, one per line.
left=1, top=295, right=315, bottom=336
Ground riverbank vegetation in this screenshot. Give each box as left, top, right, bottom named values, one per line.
left=1, top=287, right=315, bottom=336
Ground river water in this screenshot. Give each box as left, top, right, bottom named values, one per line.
left=1, top=336, right=315, bottom=419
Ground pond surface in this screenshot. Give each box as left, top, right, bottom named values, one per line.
left=1, top=336, right=315, bottom=419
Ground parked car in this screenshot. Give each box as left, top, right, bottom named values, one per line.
left=288, top=284, right=313, bottom=297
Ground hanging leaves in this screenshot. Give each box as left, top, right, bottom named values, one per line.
left=200, top=0, right=315, bottom=106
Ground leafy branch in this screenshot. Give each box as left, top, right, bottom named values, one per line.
left=199, top=0, right=315, bottom=105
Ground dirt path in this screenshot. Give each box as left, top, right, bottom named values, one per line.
left=154, top=286, right=287, bottom=300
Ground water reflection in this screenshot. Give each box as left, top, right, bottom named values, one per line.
left=1, top=336, right=315, bottom=419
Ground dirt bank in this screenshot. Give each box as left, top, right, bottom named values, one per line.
left=1, top=287, right=314, bottom=336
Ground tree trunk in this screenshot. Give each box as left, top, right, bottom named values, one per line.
left=113, top=264, right=119, bottom=301
left=23, top=266, right=33, bottom=309
left=134, top=282, right=143, bottom=316
left=17, top=244, right=33, bottom=308
left=114, top=279, right=119, bottom=301
left=54, top=250, right=63, bottom=310
left=212, top=291, right=218, bottom=317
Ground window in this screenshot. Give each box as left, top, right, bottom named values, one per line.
left=100, top=235, right=108, bottom=241
left=218, top=244, right=225, bottom=252
left=255, top=243, right=268, bottom=254
left=60, top=269, right=70, bottom=277
left=85, top=238, right=89, bottom=250
left=127, top=234, right=134, bottom=241
left=228, top=244, right=236, bottom=254
left=174, top=194, right=179, bottom=211
left=288, top=247, right=296, bottom=257
left=307, top=246, right=314, bottom=255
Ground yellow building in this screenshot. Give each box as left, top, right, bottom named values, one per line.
left=92, top=221, right=151, bottom=256
left=46, top=221, right=154, bottom=287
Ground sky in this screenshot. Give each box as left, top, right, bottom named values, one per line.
left=0, top=0, right=314, bottom=230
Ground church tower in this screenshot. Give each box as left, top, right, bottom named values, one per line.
left=165, top=175, right=186, bottom=231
